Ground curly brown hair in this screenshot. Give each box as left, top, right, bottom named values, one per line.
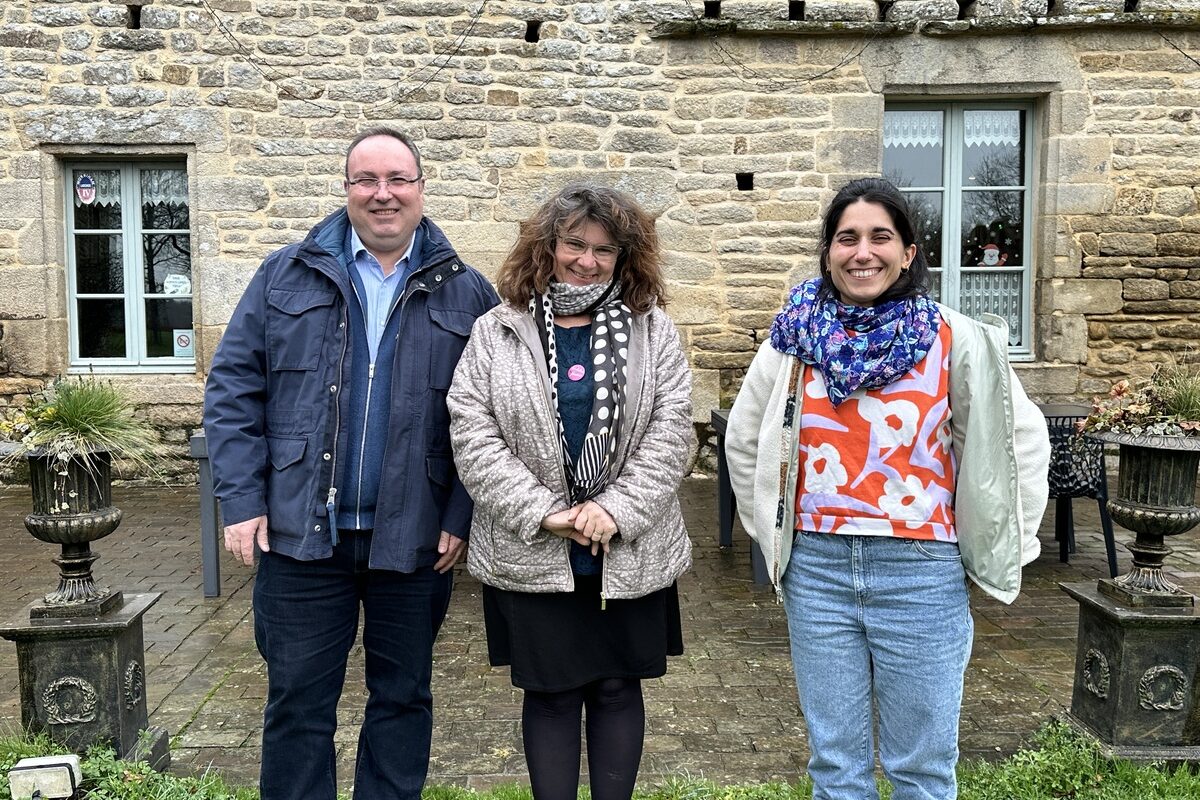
left=496, top=183, right=667, bottom=314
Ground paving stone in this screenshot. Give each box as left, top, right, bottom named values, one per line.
left=0, top=480, right=1196, bottom=793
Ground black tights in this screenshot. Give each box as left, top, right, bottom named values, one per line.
left=522, top=678, right=645, bottom=800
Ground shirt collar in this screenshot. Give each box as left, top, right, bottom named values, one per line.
left=348, top=225, right=416, bottom=276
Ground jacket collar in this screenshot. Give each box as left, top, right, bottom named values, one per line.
left=296, top=209, right=460, bottom=279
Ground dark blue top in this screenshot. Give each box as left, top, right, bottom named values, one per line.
left=555, top=324, right=602, bottom=576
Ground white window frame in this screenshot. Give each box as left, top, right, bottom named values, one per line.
left=64, top=160, right=195, bottom=373
left=884, top=101, right=1035, bottom=359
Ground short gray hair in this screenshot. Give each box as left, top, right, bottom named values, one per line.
left=344, top=126, right=423, bottom=179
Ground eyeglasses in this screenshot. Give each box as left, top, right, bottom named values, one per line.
left=559, top=237, right=621, bottom=263
left=346, top=175, right=423, bottom=193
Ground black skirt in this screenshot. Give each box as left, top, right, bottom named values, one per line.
left=481, top=575, right=684, bottom=693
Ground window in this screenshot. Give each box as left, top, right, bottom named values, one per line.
left=883, top=103, right=1034, bottom=355
left=65, top=161, right=194, bottom=370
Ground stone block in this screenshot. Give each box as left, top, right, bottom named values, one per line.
left=1114, top=188, right=1153, bottom=217
left=1108, top=322, right=1156, bottom=340
left=1154, top=187, right=1198, bottom=217
left=1052, top=184, right=1115, bottom=216
left=0, top=267, right=52, bottom=319
left=657, top=221, right=713, bottom=254
left=665, top=285, right=721, bottom=325
left=1041, top=279, right=1123, bottom=315
left=1052, top=136, right=1112, bottom=184
left=1170, top=280, right=1200, bottom=299
left=1122, top=279, right=1169, bottom=301
left=815, top=130, right=880, bottom=174
left=1039, top=314, right=1088, bottom=364
left=0, top=319, right=64, bottom=376
left=1097, top=233, right=1156, bottom=257
left=1159, top=233, right=1200, bottom=256
left=662, top=253, right=716, bottom=282
left=689, top=368, right=720, bottom=424
left=0, top=181, right=41, bottom=223
left=1012, top=364, right=1081, bottom=398
left=1061, top=0, right=1123, bottom=11
left=197, top=178, right=268, bottom=212
left=887, top=0, right=960, bottom=22
left=805, top=0, right=879, bottom=22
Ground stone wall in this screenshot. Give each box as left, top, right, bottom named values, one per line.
left=1, top=0, right=1199, bottom=467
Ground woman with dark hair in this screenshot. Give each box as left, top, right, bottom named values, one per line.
left=725, top=177, right=1050, bottom=799
left=448, top=183, right=693, bottom=800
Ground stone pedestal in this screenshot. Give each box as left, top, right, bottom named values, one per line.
left=0, top=593, right=170, bottom=770
left=1061, top=581, right=1200, bottom=760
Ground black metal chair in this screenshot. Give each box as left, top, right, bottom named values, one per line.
left=1039, top=404, right=1119, bottom=578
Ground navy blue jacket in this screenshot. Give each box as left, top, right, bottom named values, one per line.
left=203, top=209, right=499, bottom=571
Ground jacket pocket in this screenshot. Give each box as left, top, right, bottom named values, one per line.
left=266, top=288, right=336, bottom=371
left=267, top=435, right=307, bottom=470
left=428, top=307, right=475, bottom=390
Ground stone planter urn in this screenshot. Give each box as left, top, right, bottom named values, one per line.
left=0, top=449, right=169, bottom=768
left=1090, top=430, right=1200, bottom=607
left=1061, top=430, right=1200, bottom=760
left=24, top=451, right=124, bottom=616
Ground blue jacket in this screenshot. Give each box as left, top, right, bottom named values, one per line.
left=203, top=209, right=499, bottom=571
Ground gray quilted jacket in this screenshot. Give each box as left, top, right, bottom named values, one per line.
left=448, top=302, right=694, bottom=601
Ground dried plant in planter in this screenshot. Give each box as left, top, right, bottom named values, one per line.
left=1078, top=364, right=1200, bottom=439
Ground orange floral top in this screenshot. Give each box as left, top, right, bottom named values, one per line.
left=794, top=325, right=957, bottom=542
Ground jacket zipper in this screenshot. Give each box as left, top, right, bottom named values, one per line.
left=346, top=268, right=413, bottom=530
left=325, top=301, right=349, bottom=548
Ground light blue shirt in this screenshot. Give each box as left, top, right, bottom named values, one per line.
left=346, top=226, right=416, bottom=362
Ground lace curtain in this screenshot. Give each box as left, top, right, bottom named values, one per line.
left=73, top=168, right=188, bottom=207
left=884, top=110, right=1021, bottom=149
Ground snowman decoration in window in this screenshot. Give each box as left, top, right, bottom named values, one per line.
left=979, top=243, right=1008, bottom=267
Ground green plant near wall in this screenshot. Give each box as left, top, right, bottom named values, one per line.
left=0, top=376, right=162, bottom=480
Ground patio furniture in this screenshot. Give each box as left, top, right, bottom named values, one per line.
left=1039, top=404, right=1119, bottom=578
left=711, top=409, right=770, bottom=585
left=189, top=432, right=223, bottom=597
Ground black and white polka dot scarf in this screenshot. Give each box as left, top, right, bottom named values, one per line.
left=531, top=280, right=632, bottom=503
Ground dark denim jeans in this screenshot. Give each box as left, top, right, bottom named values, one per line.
left=253, top=530, right=453, bottom=800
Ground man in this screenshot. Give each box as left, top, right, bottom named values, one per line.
left=203, top=127, right=498, bottom=799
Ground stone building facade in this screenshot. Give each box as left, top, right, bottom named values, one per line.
left=1, top=0, right=1199, bottom=463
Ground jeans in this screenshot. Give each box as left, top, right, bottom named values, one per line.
left=781, top=532, right=973, bottom=800
left=253, top=530, right=453, bottom=800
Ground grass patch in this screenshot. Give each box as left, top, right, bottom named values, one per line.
left=0, top=722, right=1197, bottom=799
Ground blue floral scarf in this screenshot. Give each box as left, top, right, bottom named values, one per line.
left=769, top=278, right=941, bottom=407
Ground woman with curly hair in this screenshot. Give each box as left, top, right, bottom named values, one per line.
left=448, top=183, right=694, bottom=800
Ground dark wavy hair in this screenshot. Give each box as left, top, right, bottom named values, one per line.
left=496, top=183, right=667, bottom=314
left=817, top=177, right=933, bottom=304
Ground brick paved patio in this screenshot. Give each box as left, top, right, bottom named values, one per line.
left=1, top=477, right=1197, bottom=793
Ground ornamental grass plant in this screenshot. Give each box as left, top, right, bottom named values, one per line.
left=0, top=376, right=162, bottom=480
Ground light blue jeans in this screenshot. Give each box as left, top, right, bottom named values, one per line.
left=781, top=532, right=973, bottom=800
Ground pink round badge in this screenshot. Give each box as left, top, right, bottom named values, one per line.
left=567, top=364, right=586, bottom=381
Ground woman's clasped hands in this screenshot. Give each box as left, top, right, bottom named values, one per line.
left=542, top=500, right=618, bottom=555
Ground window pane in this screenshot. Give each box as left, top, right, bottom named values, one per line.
left=72, top=169, right=122, bottom=230
left=961, top=191, right=1024, bottom=268
left=962, top=110, right=1024, bottom=187
left=927, top=269, right=942, bottom=303
left=77, top=299, right=126, bottom=358
left=903, top=191, right=943, bottom=269
left=883, top=110, right=944, bottom=187
left=141, top=168, right=190, bottom=229
left=144, top=298, right=193, bottom=357
left=74, top=234, right=124, bottom=293
left=959, top=271, right=1023, bottom=347
left=143, top=234, right=191, bottom=295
